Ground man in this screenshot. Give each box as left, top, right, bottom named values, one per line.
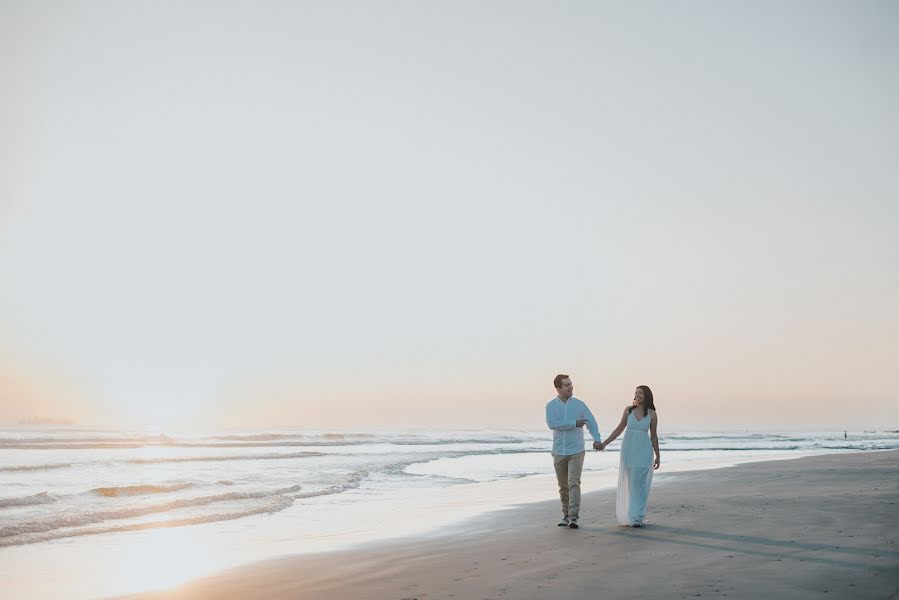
left=545, top=373, right=602, bottom=529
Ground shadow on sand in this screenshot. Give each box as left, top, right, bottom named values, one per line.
left=604, top=524, right=898, bottom=573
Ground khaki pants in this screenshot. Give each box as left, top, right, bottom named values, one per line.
left=553, top=451, right=585, bottom=520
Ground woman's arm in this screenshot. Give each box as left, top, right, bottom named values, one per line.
left=650, top=410, right=660, bottom=469
left=600, top=408, right=629, bottom=449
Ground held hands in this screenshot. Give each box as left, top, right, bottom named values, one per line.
left=593, top=441, right=603, bottom=451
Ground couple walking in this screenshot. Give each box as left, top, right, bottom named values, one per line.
left=545, top=374, right=660, bottom=529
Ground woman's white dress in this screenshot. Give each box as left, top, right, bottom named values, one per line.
left=616, top=410, right=654, bottom=526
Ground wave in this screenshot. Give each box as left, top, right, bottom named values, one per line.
left=126, top=451, right=321, bottom=464
left=0, top=483, right=305, bottom=539
left=0, top=439, right=531, bottom=450
left=380, top=439, right=525, bottom=447
left=0, top=469, right=369, bottom=541
left=656, top=444, right=895, bottom=451
left=209, top=432, right=377, bottom=442
left=0, top=431, right=377, bottom=449
left=504, top=471, right=543, bottom=480
left=427, top=448, right=548, bottom=461
left=814, top=444, right=899, bottom=451
left=0, top=443, right=175, bottom=450
left=91, top=483, right=193, bottom=497
left=369, top=449, right=548, bottom=477
left=0, top=463, right=72, bottom=472
left=0, top=492, right=58, bottom=509
left=0, top=441, right=338, bottom=449
left=664, top=434, right=803, bottom=441
left=0, top=434, right=173, bottom=445
left=0, top=495, right=295, bottom=547
left=292, top=470, right=368, bottom=498
left=0, top=439, right=393, bottom=450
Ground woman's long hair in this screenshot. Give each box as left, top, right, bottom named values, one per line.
left=628, top=385, right=656, bottom=416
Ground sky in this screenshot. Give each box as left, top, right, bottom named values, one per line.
left=1, top=1, right=897, bottom=432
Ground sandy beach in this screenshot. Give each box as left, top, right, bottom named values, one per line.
left=119, top=450, right=898, bottom=600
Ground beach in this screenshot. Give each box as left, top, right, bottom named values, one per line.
left=5, top=429, right=897, bottom=599
left=120, top=450, right=899, bottom=600
left=5, top=2, right=898, bottom=598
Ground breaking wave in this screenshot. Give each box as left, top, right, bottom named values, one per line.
left=0, top=492, right=58, bottom=508
left=0, top=470, right=369, bottom=547
left=0, top=483, right=306, bottom=538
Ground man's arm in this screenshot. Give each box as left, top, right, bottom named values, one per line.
left=582, top=404, right=602, bottom=443
left=546, top=403, right=577, bottom=431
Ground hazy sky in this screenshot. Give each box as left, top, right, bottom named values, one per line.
left=1, top=1, right=897, bottom=432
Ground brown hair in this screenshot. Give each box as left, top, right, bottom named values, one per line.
left=628, top=385, right=657, bottom=415
left=553, top=374, right=570, bottom=389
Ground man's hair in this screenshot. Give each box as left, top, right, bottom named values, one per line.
left=553, top=374, right=570, bottom=389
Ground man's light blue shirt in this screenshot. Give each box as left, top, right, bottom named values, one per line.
left=545, top=396, right=602, bottom=456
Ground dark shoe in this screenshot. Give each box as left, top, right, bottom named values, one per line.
left=632, top=522, right=643, bottom=528
left=568, top=519, right=579, bottom=529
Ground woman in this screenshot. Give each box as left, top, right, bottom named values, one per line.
left=600, top=385, right=660, bottom=527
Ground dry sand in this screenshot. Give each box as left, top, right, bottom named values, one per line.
left=120, top=451, right=899, bottom=600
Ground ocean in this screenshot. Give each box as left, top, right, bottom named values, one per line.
left=2, top=426, right=897, bottom=598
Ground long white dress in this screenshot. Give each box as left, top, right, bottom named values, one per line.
left=616, top=410, right=654, bottom=526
